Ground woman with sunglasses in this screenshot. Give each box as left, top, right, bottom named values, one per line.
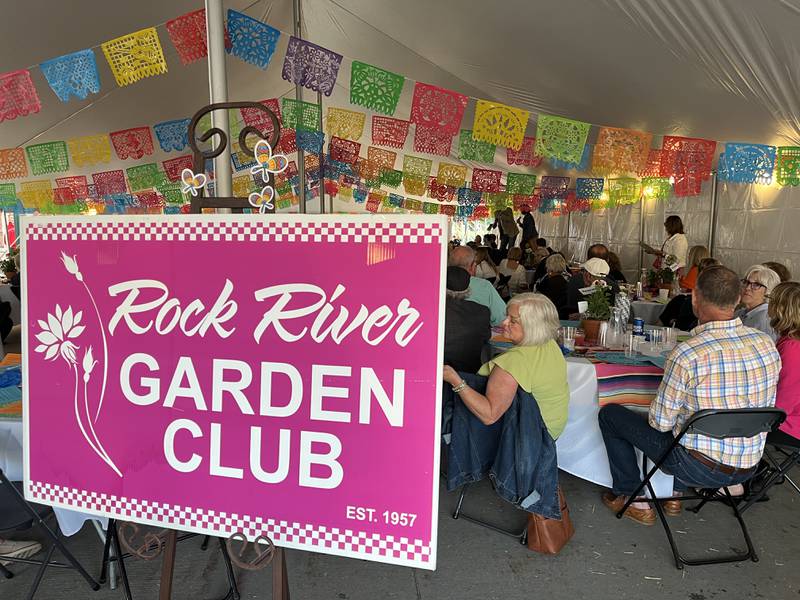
left=736, top=265, right=781, bottom=341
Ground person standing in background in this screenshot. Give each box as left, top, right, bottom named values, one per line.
left=517, top=205, right=538, bottom=254
left=641, top=215, right=689, bottom=272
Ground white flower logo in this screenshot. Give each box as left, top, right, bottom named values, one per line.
left=34, top=305, right=84, bottom=363
left=33, top=252, right=121, bottom=478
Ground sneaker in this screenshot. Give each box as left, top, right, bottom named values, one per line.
left=602, top=492, right=656, bottom=526
left=0, top=539, right=42, bottom=566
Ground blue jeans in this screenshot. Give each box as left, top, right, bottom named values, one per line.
left=598, top=404, right=755, bottom=496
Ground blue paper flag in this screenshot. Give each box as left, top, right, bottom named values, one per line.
left=39, top=49, right=101, bottom=102
left=576, top=177, right=605, bottom=199
left=550, top=144, right=592, bottom=172
left=227, top=10, right=281, bottom=69
left=718, top=143, right=776, bottom=185
left=154, top=119, right=191, bottom=152
left=297, top=130, right=325, bottom=153
left=457, top=187, right=482, bottom=206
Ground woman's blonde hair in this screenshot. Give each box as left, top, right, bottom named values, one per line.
left=475, top=247, right=495, bottom=267
left=769, top=282, right=800, bottom=339
left=687, top=245, right=710, bottom=269
left=507, top=293, right=560, bottom=346
left=545, top=253, right=567, bottom=274
left=507, top=247, right=522, bottom=261
left=745, top=264, right=781, bottom=296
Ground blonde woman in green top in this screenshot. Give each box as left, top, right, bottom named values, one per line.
left=443, top=293, right=570, bottom=439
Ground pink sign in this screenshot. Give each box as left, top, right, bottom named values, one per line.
left=22, top=214, right=446, bottom=569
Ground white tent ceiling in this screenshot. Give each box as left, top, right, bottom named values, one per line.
left=3, top=0, right=800, bottom=149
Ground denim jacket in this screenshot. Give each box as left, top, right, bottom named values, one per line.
left=443, top=372, right=561, bottom=519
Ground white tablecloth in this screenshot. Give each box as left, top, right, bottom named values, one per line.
left=556, top=358, right=674, bottom=497
left=0, top=419, right=107, bottom=536
left=631, top=300, right=667, bottom=325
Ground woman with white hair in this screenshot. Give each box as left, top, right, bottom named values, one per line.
left=442, top=293, right=569, bottom=440
left=736, top=264, right=781, bottom=340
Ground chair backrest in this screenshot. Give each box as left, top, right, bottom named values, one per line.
left=682, top=408, right=786, bottom=440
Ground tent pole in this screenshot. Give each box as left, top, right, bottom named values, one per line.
left=318, top=90, right=325, bottom=214
left=293, top=0, right=307, bottom=214
left=205, top=0, right=232, bottom=205
left=638, top=196, right=646, bottom=273
left=708, top=172, right=719, bottom=256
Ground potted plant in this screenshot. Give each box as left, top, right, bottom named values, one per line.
left=580, top=285, right=612, bottom=344
left=0, top=257, right=16, bottom=281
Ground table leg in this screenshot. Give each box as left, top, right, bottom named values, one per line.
left=158, top=530, right=178, bottom=600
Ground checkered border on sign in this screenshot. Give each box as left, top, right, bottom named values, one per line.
left=25, top=220, right=443, bottom=245
left=28, top=482, right=431, bottom=564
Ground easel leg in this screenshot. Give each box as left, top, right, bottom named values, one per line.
left=272, top=547, right=290, bottom=600
left=158, top=530, right=178, bottom=600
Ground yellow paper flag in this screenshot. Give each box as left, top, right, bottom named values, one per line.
left=102, top=27, right=168, bottom=87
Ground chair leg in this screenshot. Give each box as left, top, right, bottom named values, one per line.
left=201, top=536, right=210, bottom=551
left=0, top=471, right=100, bottom=591
left=109, top=521, right=133, bottom=600
left=217, top=538, right=241, bottom=600
left=25, top=545, right=55, bottom=600
left=98, top=519, right=114, bottom=584
left=450, top=483, right=527, bottom=541
left=0, top=562, right=13, bottom=579
left=726, top=488, right=758, bottom=563
left=739, top=452, right=799, bottom=514
left=647, top=480, right=684, bottom=570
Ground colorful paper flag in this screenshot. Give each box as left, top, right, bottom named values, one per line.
left=472, top=100, right=529, bottom=150
left=227, top=10, right=280, bottom=69
left=26, top=141, right=69, bottom=175
left=0, top=70, right=40, bottom=122
left=39, top=49, right=100, bottom=102
left=282, top=36, right=342, bottom=96
left=102, top=28, right=167, bottom=87
left=110, top=127, right=155, bottom=160
left=350, top=61, right=404, bottom=116
left=535, top=114, right=590, bottom=164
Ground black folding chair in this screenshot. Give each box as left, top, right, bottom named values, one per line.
left=0, top=468, right=100, bottom=598
left=616, top=408, right=786, bottom=569
left=738, top=430, right=800, bottom=514
left=451, top=483, right=528, bottom=545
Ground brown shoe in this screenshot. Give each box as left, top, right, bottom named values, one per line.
left=662, top=499, right=682, bottom=516
left=602, top=492, right=656, bottom=526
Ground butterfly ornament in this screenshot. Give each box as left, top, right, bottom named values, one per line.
left=180, top=169, right=207, bottom=196
left=248, top=185, right=275, bottom=214
left=251, top=140, right=288, bottom=183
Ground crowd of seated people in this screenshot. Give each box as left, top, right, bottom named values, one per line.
left=443, top=225, right=799, bottom=532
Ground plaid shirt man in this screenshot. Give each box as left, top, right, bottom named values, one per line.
left=649, top=318, right=781, bottom=469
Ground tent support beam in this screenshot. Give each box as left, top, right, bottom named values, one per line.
left=638, top=196, right=647, bottom=274
left=205, top=0, right=232, bottom=204
left=318, top=89, right=325, bottom=214
left=708, top=172, right=719, bottom=256
left=293, top=0, right=307, bottom=213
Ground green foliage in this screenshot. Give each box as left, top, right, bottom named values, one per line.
left=585, top=285, right=611, bottom=320
left=0, top=257, right=16, bottom=273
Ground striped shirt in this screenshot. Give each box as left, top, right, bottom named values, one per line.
left=648, top=318, right=781, bottom=468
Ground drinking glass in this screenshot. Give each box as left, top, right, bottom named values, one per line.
left=624, top=333, right=640, bottom=360
left=561, top=326, right=576, bottom=351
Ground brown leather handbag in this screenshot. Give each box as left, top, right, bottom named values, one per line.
left=526, top=488, right=575, bottom=554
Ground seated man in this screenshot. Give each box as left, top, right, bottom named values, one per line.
left=565, top=244, right=620, bottom=315
left=565, top=257, right=619, bottom=317
left=449, top=246, right=506, bottom=326
left=598, top=266, right=781, bottom=524
left=444, top=266, right=491, bottom=373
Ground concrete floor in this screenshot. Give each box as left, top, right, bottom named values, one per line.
left=2, top=469, right=799, bottom=600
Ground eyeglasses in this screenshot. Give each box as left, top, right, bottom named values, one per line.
left=741, top=279, right=766, bottom=291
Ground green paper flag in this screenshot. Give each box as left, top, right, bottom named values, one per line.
left=26, top=141, right=70, bottom=176
left=458, top=129, right=496, bottom=163
left=350, top=61, right=405, bottom=116
left=608, top=177, right=642, bottom=205
left=506, top=173, right=536, bottom=195
left=641, top=177, right=672, bottom=200
left=281, top=98, right=322, bottom=131
left=126, top=163, right=161, bottom=191
left=536, top=114, right=591, bottom=165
